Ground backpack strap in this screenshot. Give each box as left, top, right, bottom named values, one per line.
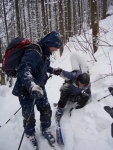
left=26, top=44, right=43, bottom=57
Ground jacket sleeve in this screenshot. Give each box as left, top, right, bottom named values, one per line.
left=47, top=66, right=54, bottom=74
left=60, top=70, right=82, bottom=80
left=17, top=49, right=41, bottom=92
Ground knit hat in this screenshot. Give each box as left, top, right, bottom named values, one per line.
left=77, top=73, right=90, bottom=85
left=41, top=31, right=62, bottom=48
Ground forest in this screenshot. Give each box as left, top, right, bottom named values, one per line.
left=0, top=1, right=113, bottom=150
left=0, top=0, right=113, bottom=85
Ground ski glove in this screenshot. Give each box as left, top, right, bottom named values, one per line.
left=81, top=90, right=89, bottom=97
left=30, top=84, right=44, bottom=99
left=54, top=68, right=62, bottom=75
left=108, top=86, right=113, bottom=96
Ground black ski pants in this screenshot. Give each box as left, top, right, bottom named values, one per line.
left=58, top=89, right=89, bottom=109
left=19, top=96, right=52, bottom=136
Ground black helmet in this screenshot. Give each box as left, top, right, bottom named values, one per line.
left=77, top=73, right=90, bottom=85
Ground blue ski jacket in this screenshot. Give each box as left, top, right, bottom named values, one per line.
left=60, top=70, right=91, bottom=98
left=12, top=31, right=62, bottom=98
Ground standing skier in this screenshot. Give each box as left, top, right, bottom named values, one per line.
left=55, top=69, right=91, bottom=121
left=104, top=86, right=113, bottom=118
left=12, top=31, right=62, bottom=147
left=104, top=86, right=113, bottom=138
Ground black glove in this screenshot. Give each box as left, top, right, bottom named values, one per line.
left=30, top=84, right=43, bottom=99
left=54, top=68, right=62, bottom=75
left=81, top=90, right=89, bottom=97
left=76, top=96, right=81, bottom=103
left=108, top=86, right=113, bottom=96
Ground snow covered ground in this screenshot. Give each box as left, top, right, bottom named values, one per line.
left=1, top=15, right=113, bottom=150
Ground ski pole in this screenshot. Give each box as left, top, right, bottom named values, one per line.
left=0, top=107, right=21, bottom=128
left=69, top=94, right=111, bottom=116
left=69, top=107, right=74, bottom=116
left=18, top=98, right=36, bottom=150
left=97, top=94, right=111, bottom=102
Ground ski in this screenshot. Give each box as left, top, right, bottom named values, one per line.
left=44, top=137, right=56, bottom=149
left=48, top=143, right=57, bottom=150
left=29, top=140, right=39, bottom=150
left=56, top=120, right=64, bottom=146
left=26, top=134, right=39, bottom=150
left=32, top=138, right=39, bottom=150
left=53, top=103, right=64, bottom=146
left=34, top=145, right=39, bottom=150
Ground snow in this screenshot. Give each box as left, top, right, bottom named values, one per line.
left=1, top=15, right=113, bottom=150
left=107, top=5, right=113, bottom=15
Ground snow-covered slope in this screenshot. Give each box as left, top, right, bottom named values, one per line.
left=1, top=15, right=113, bottom=150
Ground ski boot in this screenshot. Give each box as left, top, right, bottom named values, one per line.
left=55, top=107, right=63, bottom=121
left=25, top=133, right=38, bottom=149
left=104, top=106, right=113, bottom=118
left=42, top=128, right=55, bottom=145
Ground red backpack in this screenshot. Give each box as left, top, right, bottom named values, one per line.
left=3, top=37, right=32, bottom=77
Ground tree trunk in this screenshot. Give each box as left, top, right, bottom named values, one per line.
left=2, top=0, right=9, bottom=44
left=15, top=0, right=21, bottom=36
left=58, top=0, right=64, bottom=56
left=0, top=39, right=5, bottom=85
left=27, top=0, right=32, bottom=41
left=90, top=0, right=99, bottom=53
left=103, top=0, right=107, bottom=19
left=67, top=0, right=72, bottom=37
left=0, top=39, right=2, bottom=63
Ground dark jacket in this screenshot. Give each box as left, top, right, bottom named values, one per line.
left=12, top=31, right=61, bottom=97
left=60, top=70, right=91, bottom=97
left=58, top=70, right=91, bottom=109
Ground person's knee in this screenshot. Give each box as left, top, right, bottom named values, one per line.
left=58, top=90, right=71, bottom=108
left=39, top=103, right=52, bottom=118
left=22, top=105, right=34, bottom=118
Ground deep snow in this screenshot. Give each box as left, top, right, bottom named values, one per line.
left=1, top=15, right=113, bottom=150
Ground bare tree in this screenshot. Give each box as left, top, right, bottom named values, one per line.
left=27, top=0, right=32, bottom=41
left=0, top=0, right=111, bottom=56
left=67, top=0, right=72, bottom=37
left=20, top=0, right=27, bottom=37
left=103, top=0, right=107, bottom=19
left=41, top=0, right=48, bottom=35
left=0, top=38, right=5, bottom=85
left=90, top=0, right=99, bottom=53
left=2, top=0, right=9, bottom=44
left=15, top=0, right=21, bottom=36
left=58, top=0, right=64, bottom=55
